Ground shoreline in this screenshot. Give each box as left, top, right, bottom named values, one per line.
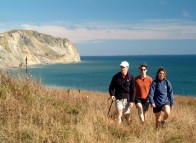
left=46, top=85, right=196, bottom=97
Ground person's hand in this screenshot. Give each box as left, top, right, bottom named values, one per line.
left=111, top=96, right=116, bottom=101
left=151, top=103, right=156, bottom=108
left=170, top=106, right=174, bottom=110
left=129, top=102, right=133, bottom=108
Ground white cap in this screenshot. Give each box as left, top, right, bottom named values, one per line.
left=120, top=61, right=129, bottom=67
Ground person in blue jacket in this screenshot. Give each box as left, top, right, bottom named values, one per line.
left=149, top=67, right=174, bottom=129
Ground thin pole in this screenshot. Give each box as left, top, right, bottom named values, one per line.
left=25, top=57, right=28, bottom=79
left=107, top=100, right=113, bottom=116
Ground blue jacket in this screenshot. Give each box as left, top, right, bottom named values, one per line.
left=149, top=79, right=174, bottom=107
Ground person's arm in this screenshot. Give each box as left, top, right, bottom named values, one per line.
left=109, top=76, right=115, bottom=97
left=129, top=75, right=135, bottom=107
left=149, top=81, right=156, bottom=107
left=146, top=76, right=153, bottom=101
left=167, top=80, right=174, bottom=108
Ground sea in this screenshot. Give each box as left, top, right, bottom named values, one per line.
left=10, top=55, right=196, bottom=97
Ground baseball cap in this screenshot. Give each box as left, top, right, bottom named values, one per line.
left=120, top=61, right=129, bottom=67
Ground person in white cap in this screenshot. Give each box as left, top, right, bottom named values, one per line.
left=109, top=61, right=135, bottom=124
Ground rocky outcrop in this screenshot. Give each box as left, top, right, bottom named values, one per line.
left=0, top=29, right=81, bottom=68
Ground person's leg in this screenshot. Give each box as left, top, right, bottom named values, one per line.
left=142, top=101, right=149, bottom=123
left=136, top=103, right=145, bottom=123
left=124, top=99, right=131, bottom=122
left=143, top=111, right=147, bottom=123
left=124, top=113, right=130, bottom=122
left=154, top=112, right=162, bottom=128
left=153, top=106, right=163, bottom=128
left=117, top=109, right=123, bottom=124
left=162, top=104, right=170, bottom=121
left=161, top=104, right=171, bottom=127
left=115, top=100, right=123, bottom=124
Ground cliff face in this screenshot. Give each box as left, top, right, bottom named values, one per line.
left=0, top=29, right=81, bottom=68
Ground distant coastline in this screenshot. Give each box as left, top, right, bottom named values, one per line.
left=80, top=54, right=196, bottom=57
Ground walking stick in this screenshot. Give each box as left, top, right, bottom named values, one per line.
left=107, top=98, right=114, bottom=116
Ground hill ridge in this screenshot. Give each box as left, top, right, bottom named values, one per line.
left=0, top=29, right=80, bottom=68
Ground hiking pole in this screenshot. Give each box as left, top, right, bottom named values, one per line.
left=107, top=97, right=114, bottom=116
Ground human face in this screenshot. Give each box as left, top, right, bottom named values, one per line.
left=120, top=66, right=128, bottom=75
left=158, top=71, right=165, bottom=80
left=140, top=67, right=147, bottom=75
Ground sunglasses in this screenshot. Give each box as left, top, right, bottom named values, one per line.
left=140, top=69, right=146, bottom=71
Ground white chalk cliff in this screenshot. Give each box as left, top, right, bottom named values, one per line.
left=0, top=29, right=81, bottom=68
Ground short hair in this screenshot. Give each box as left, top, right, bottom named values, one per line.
left=139, top=64, right=147, bottom=69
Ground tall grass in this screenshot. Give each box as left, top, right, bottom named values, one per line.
left=0, top=73, right=195, bottom=143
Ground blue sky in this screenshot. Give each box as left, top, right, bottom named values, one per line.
left=0, top=0, right=196, bottom=56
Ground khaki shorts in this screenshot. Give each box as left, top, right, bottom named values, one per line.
left=115, top=99, right=130, bottom=114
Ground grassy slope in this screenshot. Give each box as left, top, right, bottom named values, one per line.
left=0, top=74, right=195, bottom=143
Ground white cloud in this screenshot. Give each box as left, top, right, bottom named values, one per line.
left=21, top=20, right=196, bottom=43
left=1, top=19, right=196, bottom=43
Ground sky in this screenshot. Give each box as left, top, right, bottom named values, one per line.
left=0, top=0, right=196, bottom=56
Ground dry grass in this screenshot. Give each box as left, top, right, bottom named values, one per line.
left=0, top=74, right=195, bottom=143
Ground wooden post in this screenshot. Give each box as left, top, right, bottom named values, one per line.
left=25, top=57, right=28, bottom=79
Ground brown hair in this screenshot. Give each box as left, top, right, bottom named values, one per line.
left=139, top=64, right=147, bottom=70
left=156, top=67, right=166, bottom=80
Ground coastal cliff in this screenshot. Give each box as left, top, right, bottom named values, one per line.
left=0, top=30, right=81, bottom=68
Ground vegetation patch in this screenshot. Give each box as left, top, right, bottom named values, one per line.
left=0, top=73, right=195, bottom=142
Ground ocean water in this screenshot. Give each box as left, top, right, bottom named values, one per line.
left=12, top=55, right=196, bottom=96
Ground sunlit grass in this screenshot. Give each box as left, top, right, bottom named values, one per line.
left=0, top=73, right=195, bottom=142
